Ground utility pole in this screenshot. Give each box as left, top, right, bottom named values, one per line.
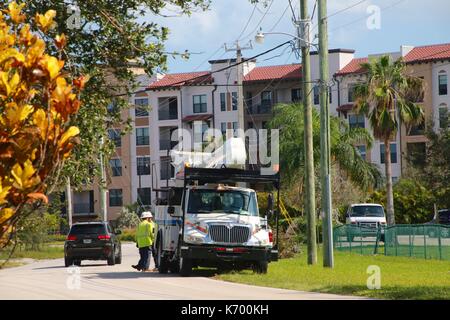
left=299, top=0, right=317, bottom=265
left=66, top=177, right=73, bottom=227
left=225, top=41, right=252, bottom=135
left=318, top=0, right=334, bottom=267
left=99, top=137, right=108, bottom=222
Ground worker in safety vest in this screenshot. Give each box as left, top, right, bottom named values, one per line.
left=132, top=211, right=156, bottom=272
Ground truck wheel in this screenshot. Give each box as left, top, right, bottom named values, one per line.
left=157, top=241, right=169, bottom=274
left=179, top=257, right=192, bottom=277
left=253, top=261, right=268, bottom=274
left=169, top=260, right=180, bottom=273
left=74, top=260, right=81, bottom=266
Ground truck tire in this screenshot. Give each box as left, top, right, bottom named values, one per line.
left=169, top=260, right=180, bottom=273
left=157, top=240, right=169, bottom=274
left=253, top=261, right=268, bottom=274
left=74, top=260, right=81, bottom=266
left=179, top=257, right=192, bottom=277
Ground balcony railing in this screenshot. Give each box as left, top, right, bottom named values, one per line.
left=247, top=103, right=273, bottom=115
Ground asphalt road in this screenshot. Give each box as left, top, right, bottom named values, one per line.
left=0, top=243, right=361, bottom=300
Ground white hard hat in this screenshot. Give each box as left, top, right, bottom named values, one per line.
left=141, top=211, right=153, bottom=219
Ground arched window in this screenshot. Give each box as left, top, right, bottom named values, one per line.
left=438, top=70, right=447, bottom=95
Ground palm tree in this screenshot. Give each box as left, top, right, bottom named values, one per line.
left=353, top=55, right=424, bottom=225
left=268, top=103, right=382, bottom=191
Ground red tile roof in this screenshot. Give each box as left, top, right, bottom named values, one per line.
left=335, top=58, right=369, bottom=76
left=335, top=43, right=450, bottom=76
left=148, top=71, right=212, bottom=89
left=244, top=64, right=302, bottom=83
left=404, top=43, right=450, bottom=63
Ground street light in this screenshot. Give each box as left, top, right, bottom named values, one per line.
left=254, top=28, right=319, bottom=50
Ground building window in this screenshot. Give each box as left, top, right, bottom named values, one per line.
left=261, top=91, right=272, bottom=113
left=137, top=156, right=150, bottom=175
left=291, top=88, right=302, bottom=103
left=232, top=92, right=238, bottom=111
left=356, top=145, right=366, bottom=160
left=438, top=72, right=447, bottom=95
left=380, top=143, right=397, bottom=164
left=245, top=92, right=253, bottom=111
left=107, top=100, right=118, bottom=114
left=160, top=157, right=174, bottom=180
left=348, top=84, right=356, bottom=103
left=220, top=92, right=226, bottom=111
left=109, top=159, right=122, bottom=177
left=109, top=189, right=123, bottom=207
left=158, top=97, right=178, bottom=120
left=137, top=187, right=151, bottom=206
left=136, top=127, right=149, bottom=146
left=193, top=94, right=207, bottom=113
left=407, top=142, right=426, bottom=166
left=232, top=122, right=238, bottom=137
left=135, top=98, right=149, bottom=117
left=221, top=122, right=227, bottom=136
left=348, top=114, right=365, bottom=129
left=313, top=86, right=319, bottom=105
left=439, top=105, right=449, bottom=128
left=108, top=129, right=121, bottom=147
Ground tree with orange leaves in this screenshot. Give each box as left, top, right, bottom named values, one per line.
left=0, top=2, right=83, bottom=244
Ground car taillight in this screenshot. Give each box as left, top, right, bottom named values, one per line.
left=98, top=234, right=111, bottom=240
left=269, top=230, right=273, bottom=243
left=351, top=221, right=357, bottom=225
left=67, top=235, right=77, bottom=241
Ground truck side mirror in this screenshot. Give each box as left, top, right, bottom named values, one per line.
left=167, top=206, right=175, bottom=215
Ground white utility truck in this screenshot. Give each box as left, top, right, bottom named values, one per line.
left=152, top=138, right=279, bottom=276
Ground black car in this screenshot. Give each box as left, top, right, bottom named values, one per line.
left=427, top=209, right=450, bottom=238
left=64, top=222, right=122, bottom=267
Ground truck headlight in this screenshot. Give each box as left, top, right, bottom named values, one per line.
left=185, top=234, right=205, bottom=243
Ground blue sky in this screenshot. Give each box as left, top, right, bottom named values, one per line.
left=145, top=0, right=450, bottom=73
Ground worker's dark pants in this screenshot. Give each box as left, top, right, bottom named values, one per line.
left=138, top=246, right=151, bottom=270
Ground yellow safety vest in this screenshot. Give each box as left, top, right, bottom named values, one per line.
left=136, top=220, right=155, bottom=248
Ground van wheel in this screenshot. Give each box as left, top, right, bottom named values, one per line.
left=252, top=261, right=268, bottom=274
left=179, top=257, right=192, bottom=277
left=116, top=247, right=122, bottom=264
left=107, top=248, right=116, bottom=266
left=74, top=260, right=81, bottom=266
left=64, top=257, right=73, bottom=267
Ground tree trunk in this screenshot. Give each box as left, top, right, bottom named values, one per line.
left=384, top=139, right=395, bottom=225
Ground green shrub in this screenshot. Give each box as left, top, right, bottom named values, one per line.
left=119, top=228, right=136, bottom=242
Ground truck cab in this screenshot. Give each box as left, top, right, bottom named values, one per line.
left=345, top=203, right=387, bottom=241
left=153, top=167, right=279, bottom=277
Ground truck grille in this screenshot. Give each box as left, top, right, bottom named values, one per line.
left=209, top=225, right=251, bottom=244
left=358, top=222, right=378, bottom=229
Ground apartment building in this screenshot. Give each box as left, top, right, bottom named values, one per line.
left=69, top=68, right=160, bottom=222
left=334, top=43, right=450, bottom=180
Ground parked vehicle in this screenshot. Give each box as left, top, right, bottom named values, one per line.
left=64, top=222, right=122, bottom=267
left=427, top=209, right=450, bottom=238
left=345, top=203, right=387, bottom=242
left=152, top=138, right=280, bottom=277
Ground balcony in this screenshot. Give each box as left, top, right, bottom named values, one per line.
left=159, top=140, right=178, bottom=151
left=158, top=97, right=178, bottom=121
left=247, top=102, right=273, bottom=115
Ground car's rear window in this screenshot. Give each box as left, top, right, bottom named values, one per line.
left=70, top=224, right=106, bottom=235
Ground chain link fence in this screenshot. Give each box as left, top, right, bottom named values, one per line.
left=333, top=224, right=450, bottom=261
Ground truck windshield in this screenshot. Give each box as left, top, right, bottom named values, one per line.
left=350, top=206, right=384, bottom=217
left=187, top=189, right=258, bottom=216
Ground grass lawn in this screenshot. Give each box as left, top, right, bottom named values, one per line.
left=0, top=245, right=64, bottom=261
left=216, top=248, right=450, bottom=299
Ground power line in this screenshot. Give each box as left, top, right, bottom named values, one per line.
left=237, top=4, right=258, bottom=40
left=240, top=0, right=275, bottom=41
left=326, top=0, right=368, bottom=19
left=269, top=2, right=291, bottom=32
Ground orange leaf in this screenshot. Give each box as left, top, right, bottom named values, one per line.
left=27, top=192, right=48, bottom=204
